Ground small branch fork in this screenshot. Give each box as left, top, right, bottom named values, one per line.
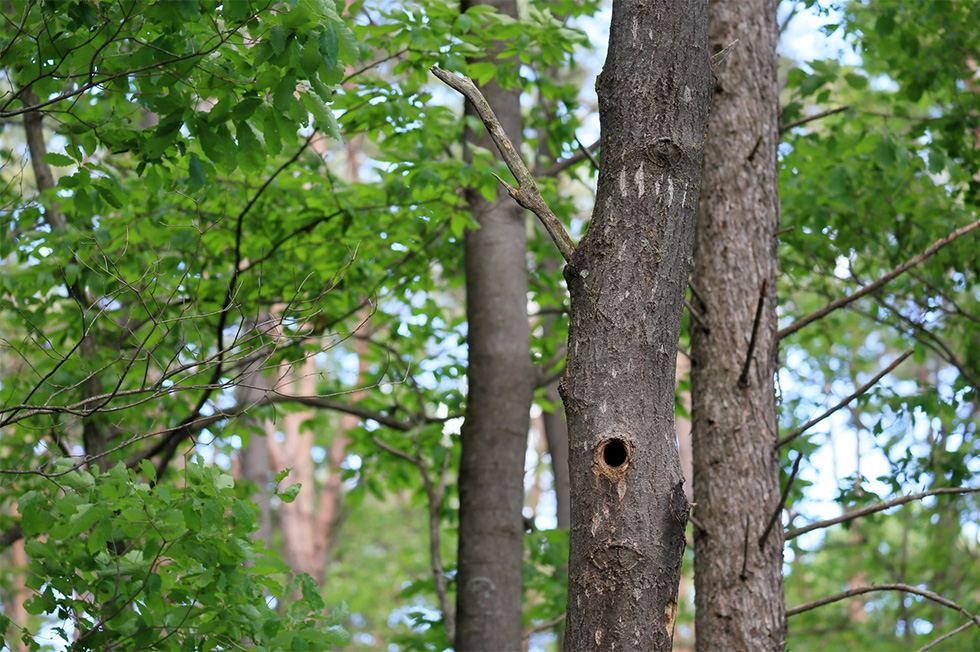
left=785, top=486, right=980, bottom=540
left=778, top=220, right=980, bottom=341
left=775, top=349, right=913, bottom=450
left=430, top=66, right=576, bottom=262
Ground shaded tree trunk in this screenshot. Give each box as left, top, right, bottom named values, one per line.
left=454, top=0, right=534, bottom=649
left=690, top=1, right=785, bottom=650
left=560, top=1, right=713, bottom=649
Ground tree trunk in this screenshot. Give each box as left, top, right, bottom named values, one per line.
left=454, top=0, right=534, bottom=649
left=690, top=1, right=785, bottom=650
left=560, top=1, right=713, bottom=650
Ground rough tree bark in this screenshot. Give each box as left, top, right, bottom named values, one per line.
left=690, top=1, right=785, bottom=650
left=560, top=1, right=713, bottom=650
left=454, top=0, right=534, bottom=649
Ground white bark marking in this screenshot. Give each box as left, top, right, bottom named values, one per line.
left=668, top=176, right=674, bottom=205
left=619, top=167, right=628, bottom=196
left=631, top=16, right=638, bottom=42
left=635, top=161, right=645, bottom=197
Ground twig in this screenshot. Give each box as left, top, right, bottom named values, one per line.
left=775, top=349, right=913, bottom=449
left=523, top=613, right=567, bottom=639
left=774, top=225, right=795, bottom=236
left=738, top=280, right=767, bottom=387
left=710, top=40, right=739, bottom=69
left=431, top=66, right=576, bottom=262
left=785, top=486, right=980, bottom=540
left=779, top=106, right=849, bottom=133
left=540, top=139, right=599, bottom=178
left=739, top=513, right=751, bottom=581
left=685, top=299, right=710, bottom=332
left=576, top=137, right=599, bottom=171
left=688, top=513, right=706, bottom=533
left=786, top=583, right=980, bottom=626
left=759, top=452, right=801, bottom=548
left=778, top=220, right=980, bottom=340
left=916, top=619, right=977, bottom=652
left=687, top=279, right=708, bottom=309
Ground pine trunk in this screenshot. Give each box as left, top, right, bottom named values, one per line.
left=560, top=1, right=713, bottom=649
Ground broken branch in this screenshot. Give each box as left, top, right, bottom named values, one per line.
left=431, top=65, right=576, bottom=262
left=777, top=220, right=980, bottom=341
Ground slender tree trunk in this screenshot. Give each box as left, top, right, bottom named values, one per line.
left=454, top=1, right=534, bottom=649
left=690, top=1, right=785, bottom=650
left=560, top=1, right=713, bottom=649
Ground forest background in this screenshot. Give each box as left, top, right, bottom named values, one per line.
left=0, top=0, right=977, bottom=651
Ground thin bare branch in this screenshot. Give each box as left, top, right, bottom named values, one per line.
left=916, top=619, right=977, bottom=652
left=540, top=139, right=599, bottom=178
left=786, top=583, right=980, bottom=628
left=775, top=349, right=913, bottom=449
left=576, top=137, right=599, bottom=172
left=778, top=220, right=980, bottom=340
left=759, top=451, right=802, bottom=548
left=430, top=66, right=575, bottom=262
left=780, top=106, right=849, bottom=133
left=785, top=486, right=980, bottom=540
left=685, top=298, right=710, bottom=332
left=523, top=613, right=566, bottom=639
left=739, top=280, right=767, bottom=387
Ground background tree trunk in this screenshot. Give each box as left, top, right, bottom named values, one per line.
left=560, top=1, right=713, bottom=649
left=454, top=0, right=534, bottom=649
left=690, top=1, right=785, bottom=650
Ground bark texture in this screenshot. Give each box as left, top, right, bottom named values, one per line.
left=559, top=2, right=713, bottom=650
left=454, top=0, right=534, bottom=649
left=690, top=1, right=785, bottom=650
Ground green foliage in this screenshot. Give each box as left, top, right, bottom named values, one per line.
left=13, top=460, right=346, bottom=651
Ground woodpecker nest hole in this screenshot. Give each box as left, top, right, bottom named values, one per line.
left=593, top=437, right=634, bottom=482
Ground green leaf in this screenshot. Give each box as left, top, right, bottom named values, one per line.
left=269, top=25, right=287, bottom=55
left=874, top=137, right=896, bottom=170
left=300, top=34, right=323, bottom=74
left=844, top=72, right=868, bottom=89
left=188, top=154, right=206, bottom=191
left=301, top=91, right=341, bottom=140
left=43, top=152, right=76, bottom=167
left=279, top=483, right=302, bottom=503
left=319, top=24, right=339, bottom=69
